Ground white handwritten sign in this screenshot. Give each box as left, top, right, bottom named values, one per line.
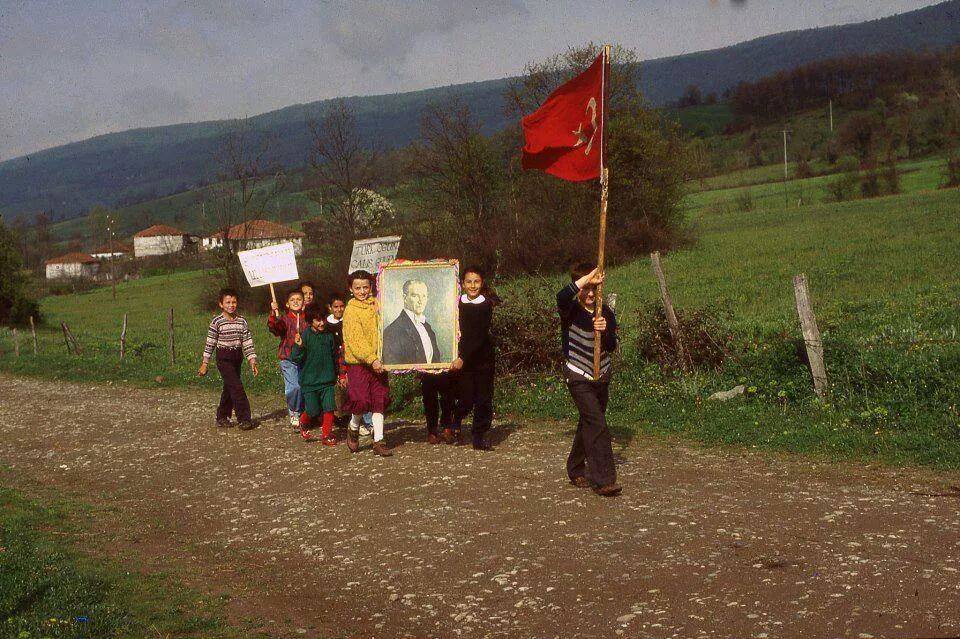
left=237, top=242, right=299, bottom=287
left=349, top=236, right=401, bottom=274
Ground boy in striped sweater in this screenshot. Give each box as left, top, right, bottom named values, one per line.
left=557, top=264, right=620, bottom=497
left=198, top=288, right=259, bottom=430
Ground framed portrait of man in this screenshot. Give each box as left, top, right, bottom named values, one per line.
left=379, top=260, right=459, bottom=371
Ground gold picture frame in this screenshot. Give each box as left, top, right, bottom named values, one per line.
left=378, top=260, right=460, bottom=372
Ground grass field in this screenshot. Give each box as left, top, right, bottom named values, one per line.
left=5, top=161, right=959, bottom=468
left=0, top=476, right=243, bottom=638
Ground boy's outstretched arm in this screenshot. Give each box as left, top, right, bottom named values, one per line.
left=241, top=320, right=258, bottom=376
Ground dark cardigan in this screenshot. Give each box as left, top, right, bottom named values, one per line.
left=458, top=297, right=496, bottom=370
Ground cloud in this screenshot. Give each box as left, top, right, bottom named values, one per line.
left=318, top=1, right=527, bottom=71
left=119, top=86, right=192, bottom=122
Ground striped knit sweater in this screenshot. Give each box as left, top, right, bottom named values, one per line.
left=556, top=282, right=617, bottom=380
left=202, top=314, right=257, bottom=363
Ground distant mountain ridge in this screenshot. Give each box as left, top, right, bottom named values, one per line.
left=2, top=0, right=958, bottom=220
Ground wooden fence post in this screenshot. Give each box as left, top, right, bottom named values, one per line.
left=120, top=313, right=127, bottom=360
left=168, top=308, right=175, bottom=364
left=60, top=322, right=74, bottom=355
left=650, top=251, right=688, bottom=371
left=61, top=322, right=82, bottom=355
left=29, top=316, right=37, bottom=354
left=793, top=273, right=828, bottom=397
left=13, top=328, right=19, bottom=357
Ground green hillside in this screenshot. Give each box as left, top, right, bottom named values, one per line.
left=5, top=155, right=958, bottom=467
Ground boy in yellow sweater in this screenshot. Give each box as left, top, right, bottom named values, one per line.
left=342, top=270, right=393, bottom=457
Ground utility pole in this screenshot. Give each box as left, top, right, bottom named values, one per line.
left=106, top=214, right=117, bottom=300
left=781, top=128, right=791, bottom=208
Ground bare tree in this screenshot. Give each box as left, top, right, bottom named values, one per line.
left=304, top=100, right=380, bottom=270
left=204, top=120, right=286, bottom=287
left=410, top=98, right=507, bottom=270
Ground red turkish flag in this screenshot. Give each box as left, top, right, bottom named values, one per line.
left=521, top=51, right=606, bottom=182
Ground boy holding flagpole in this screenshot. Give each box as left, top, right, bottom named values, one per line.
left=521, top=44, right=621, bottom=496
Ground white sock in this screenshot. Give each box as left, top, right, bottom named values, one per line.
left=372, top=413, right=384, bottom=442
left=349, top=414, right=362, bottom=432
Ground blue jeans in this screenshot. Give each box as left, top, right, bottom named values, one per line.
left=279, top=359, right=303, bottom=416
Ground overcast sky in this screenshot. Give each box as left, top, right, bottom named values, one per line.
left=0, top=0, right=942, bottom=161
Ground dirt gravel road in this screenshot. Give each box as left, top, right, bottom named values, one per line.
left=1, top=373, right=959, bottom=638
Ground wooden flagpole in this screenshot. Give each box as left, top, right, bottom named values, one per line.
left=593, top=44, right=611, bottom=379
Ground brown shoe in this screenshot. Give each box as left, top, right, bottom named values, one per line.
left=346, top=430, right=360, bottom=453
left=570, top=476, right=591, bottom=489
left=593, top=483, right=622, bottom=497
left=372, top=441, right=393, bottom=457
left=428, top=432, right=442, bottom=445
left=440, top=428, right=455, bottom=444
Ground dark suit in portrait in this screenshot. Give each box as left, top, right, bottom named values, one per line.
left=382, top=310, right=441, bottom=366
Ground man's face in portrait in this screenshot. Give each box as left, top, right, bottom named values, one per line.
left=403, top=281, right=429, bottom=316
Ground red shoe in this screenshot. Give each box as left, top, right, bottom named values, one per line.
left=300, top=427, right=316, bottom=442
left=322, top=436, right=338, bottom=447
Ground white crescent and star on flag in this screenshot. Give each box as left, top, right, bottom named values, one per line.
left=571, top=96, right=598, bottom=155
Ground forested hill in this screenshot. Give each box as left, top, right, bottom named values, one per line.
left=3, top=0, right=959, bottom=220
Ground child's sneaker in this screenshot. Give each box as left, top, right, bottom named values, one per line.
left=300, top=427, right=315, bottom=442
left=322, top=435, right=338, bottom=447
left=216, top=418, right=232, bottom=428
left=289, top=413, right=301, bottom=428
left=346, top=429, right=360, bottom=453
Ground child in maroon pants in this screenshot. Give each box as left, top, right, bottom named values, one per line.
left=198, top=288, right=259, bottom=429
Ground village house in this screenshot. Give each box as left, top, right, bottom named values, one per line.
left=133, top=224, right=198, bottom=258
left=45, top=252, right=100, bottom=280
left=203, top=219, right=305, bottom=255
left=90, top=239, right=133, bottom=260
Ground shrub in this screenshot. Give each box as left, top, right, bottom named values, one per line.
left=860, top=167, right=881, bottom=198
left=43, top=277, right=99, bottom=297
left=735, top=189, right=755, bottom=212
left=0, top=221, right=41, bottom=325
left=633, top=302, right=736, bottom=372
left=796, top=159, right=814, bottom=179
left=942, top=151, right=960, bottom=189
left=492, top=279, right=561, bottom=377
left=826, top=155, right=860, bottom=202
left=881, top=159, right=900, bottom=195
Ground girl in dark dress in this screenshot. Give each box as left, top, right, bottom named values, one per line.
left=449, top=266, right=498, bottom=450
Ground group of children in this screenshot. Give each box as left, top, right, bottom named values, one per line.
left=199, top=261, right=622, bottom=496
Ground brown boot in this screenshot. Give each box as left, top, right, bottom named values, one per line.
left=440, top=428, right=455, bottom=444
left=428, top=432, right=442, bottom=445
left=593, top=483, right=622, bottom=497
left=372, top=441, right=393, bottom=457
left=347, top=429, right=359, bottom=453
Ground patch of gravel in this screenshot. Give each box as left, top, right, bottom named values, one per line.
left=1, top=374, right=958, bottom=638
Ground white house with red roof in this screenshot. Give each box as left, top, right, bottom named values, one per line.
left=45, top=252, right=100, bottom=280
left=133, top=224, right=198, bottom=258
left=202, top=219, right=305, bottom=255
